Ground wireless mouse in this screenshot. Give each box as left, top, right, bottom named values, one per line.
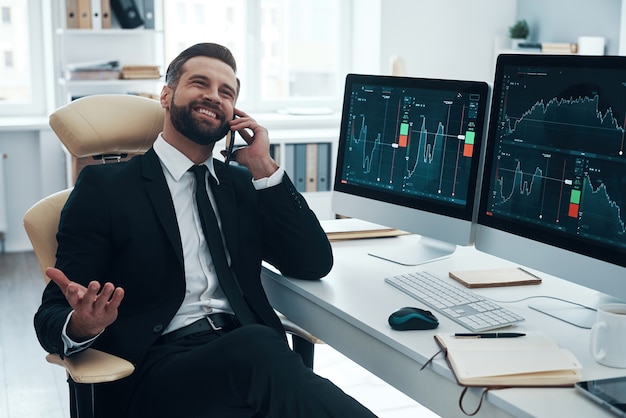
left=388, top=307, right=439, bottom=330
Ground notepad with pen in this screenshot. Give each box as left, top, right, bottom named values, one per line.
left=434, top=331, right=581, bottom=387
left=448, top=267, right=542, bottom=288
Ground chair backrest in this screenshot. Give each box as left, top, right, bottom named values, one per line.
left=24, top=94, right=165, bottom=281
left=23, top=189, right=72, bottom=282
left=49, top=94, right=164, bottom=159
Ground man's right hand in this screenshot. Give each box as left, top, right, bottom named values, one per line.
left=46, top=267, right=125, bottom=341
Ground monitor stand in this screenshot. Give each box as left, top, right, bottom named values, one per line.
left=528, top=293, right=618, bottom=329
left=368, top=236, right=457, bottom=266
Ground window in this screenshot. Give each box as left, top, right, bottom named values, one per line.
left=163, top=0, right=350, bottom=113
left=0, top=0, right=47, bottom=116
left=2, top=7, right=11, bottom=24
left=4, top=51, right=14, bottom=68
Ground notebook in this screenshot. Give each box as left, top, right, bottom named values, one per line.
left=434, top=331, right=581, bottom=387
left=448, top=267, right=542, bottom=288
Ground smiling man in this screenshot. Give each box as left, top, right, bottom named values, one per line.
left=34, top=43, right=377, bottom=417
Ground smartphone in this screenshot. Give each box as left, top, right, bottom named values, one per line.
left=224, top=128, right=236, bottom=166
left=575, top=376, right=626, bottom=417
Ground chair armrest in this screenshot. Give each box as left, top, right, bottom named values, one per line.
left=45, top=348, right=135, bottom=384
left=278, top=314, right=324, bottom=345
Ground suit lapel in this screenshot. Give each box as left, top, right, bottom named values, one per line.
left=141, top=149, right=184, bottom=267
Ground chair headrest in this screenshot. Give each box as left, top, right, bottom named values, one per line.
left=49, top=94, right=165, bottom=158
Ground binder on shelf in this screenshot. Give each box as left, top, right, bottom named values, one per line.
left=90, top=0, right=102, bottom=29
left=66, top=0, right=79, bottom=28
left=316, top=143, right=330, bottom=191
left=269, top=144, right=280, bottom=164
left=110, top=0, right=144, bottom=28
left=283, top=144, right=295, bottom=184
left=305, top=143, right=318, bottom=192
left=142, top=0, right=155, bottom=29
left=294, top=144, right=307, bottom=192
left=101, top=0, right=112, bottom=28
left=77, top=0, right=92, bottom=28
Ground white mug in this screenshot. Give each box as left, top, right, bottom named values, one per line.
left=590, top=303, right=626, bottom=368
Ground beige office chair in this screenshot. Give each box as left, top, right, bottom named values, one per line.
left=23, top=94, right=320, bottom=418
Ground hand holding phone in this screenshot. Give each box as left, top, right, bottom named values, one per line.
left=226, top=109, right=278, bottom=178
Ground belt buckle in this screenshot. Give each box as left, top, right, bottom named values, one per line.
left=207, top=315, right=223, bottom=331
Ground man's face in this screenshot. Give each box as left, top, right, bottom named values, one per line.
left=167, top=56, right=238, bottom=146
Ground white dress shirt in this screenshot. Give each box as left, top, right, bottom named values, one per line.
left=62, top=134, right=284, bottom=353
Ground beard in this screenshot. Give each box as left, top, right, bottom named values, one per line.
left=169, top=96, right=231, bottom=146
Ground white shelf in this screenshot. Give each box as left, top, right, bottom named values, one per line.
left=56, top=28, right=163, bottom=36
left=51, top=2, right=165, bottom=107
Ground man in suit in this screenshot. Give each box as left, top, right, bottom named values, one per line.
left=34, top=43, right=377, bottom=417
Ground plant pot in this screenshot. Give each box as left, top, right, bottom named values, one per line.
left=511, top=38, right=527, bottom=49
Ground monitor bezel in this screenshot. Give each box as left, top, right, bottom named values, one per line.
left=333, top=73, right=489, bottom=223
left=477, top=53, right=626, bottom=269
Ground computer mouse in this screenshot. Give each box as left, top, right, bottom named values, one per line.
left=388, top=307, right=439, bottom=330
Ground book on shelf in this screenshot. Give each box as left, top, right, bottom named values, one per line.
left=66, top=60, right=121, bottom=80
left=120, top=65, right=161, bottom=79
left=448, top=267, right=542, bottom=288
left=66, top=60, right=120, bottom=71
left=541, top=42, right=578, bottom=54
left=434, top=331, right=581, bottom=388
left=66, top=69, right=121, bottom=80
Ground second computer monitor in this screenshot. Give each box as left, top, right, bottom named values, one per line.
left=476, top=54, right=626, bottom=322
left=332, top=74, right=489, bottom=265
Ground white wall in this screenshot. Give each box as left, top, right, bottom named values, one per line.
left=0, top=126, right=67, bottom=252
left=377, top=0, right=517, bottom=83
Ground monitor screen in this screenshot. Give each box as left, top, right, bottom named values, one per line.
left=332, top=74, right=489, bottom=265
left=476, top=54, right=626, bottom=324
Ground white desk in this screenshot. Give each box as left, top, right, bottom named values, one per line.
left=261, top=234, right=626, bottom=418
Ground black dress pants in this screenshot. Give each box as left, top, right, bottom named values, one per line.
left=127, top=324, right=378, bottom=417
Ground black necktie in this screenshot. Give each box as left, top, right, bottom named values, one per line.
left=189, top=165, right=256, bottom=325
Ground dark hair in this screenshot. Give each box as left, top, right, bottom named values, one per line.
left=165, top=43, right=240, bottom=93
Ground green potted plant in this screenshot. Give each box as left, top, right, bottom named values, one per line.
left=509, top=19, right=529, bottom=48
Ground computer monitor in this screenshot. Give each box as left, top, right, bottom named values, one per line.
left=332, top=74, right=489, bottom=265
left=476, top=54, right=626, bottom=327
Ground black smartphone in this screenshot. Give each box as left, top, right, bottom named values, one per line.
left=575, top=376, right=626, bottom=417
left=224, top=128, right=236, bottom=166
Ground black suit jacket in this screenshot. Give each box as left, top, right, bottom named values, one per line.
left=34, top=148, right=333, bottom=415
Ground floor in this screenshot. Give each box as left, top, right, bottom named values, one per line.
left=0, top=251, right=439, bottom=417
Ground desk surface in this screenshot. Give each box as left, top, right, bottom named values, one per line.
left=261, top=234, right=626, bottom=418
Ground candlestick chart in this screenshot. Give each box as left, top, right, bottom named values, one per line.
left=340, top=84, right=482, bottom=206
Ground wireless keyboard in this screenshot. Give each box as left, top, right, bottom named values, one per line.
left=384, top=271, right=524, bottom=332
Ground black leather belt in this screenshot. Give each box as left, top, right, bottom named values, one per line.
left=159, top=313, right=240, bottom=343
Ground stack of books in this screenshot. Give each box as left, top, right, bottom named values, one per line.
left=66, top=60, right=120, bottom=80
left=120, top=65, right=161, bottom=80
left=541, top=42, right=578, bottom=54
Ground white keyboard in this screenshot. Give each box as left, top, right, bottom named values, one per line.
left=384, top=271, right=524, bottom=332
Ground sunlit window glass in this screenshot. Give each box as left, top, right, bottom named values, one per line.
left=0, top=1, right=32, bottom=104
left=162, top=0, right=342, bottom=111
left=259, top=0, right=340, bottom=101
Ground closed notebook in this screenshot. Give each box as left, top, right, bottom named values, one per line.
left=448, top=267, right=542, bottom=288
left=434, top=332, right=581, bottom=387
left=321, top=218, right=408, bottom=241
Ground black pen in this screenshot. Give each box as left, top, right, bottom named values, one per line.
left=454, top=332, right=526, bottom=338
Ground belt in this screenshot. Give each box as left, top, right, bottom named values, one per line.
left=159, top=313, right=240, bottom=344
